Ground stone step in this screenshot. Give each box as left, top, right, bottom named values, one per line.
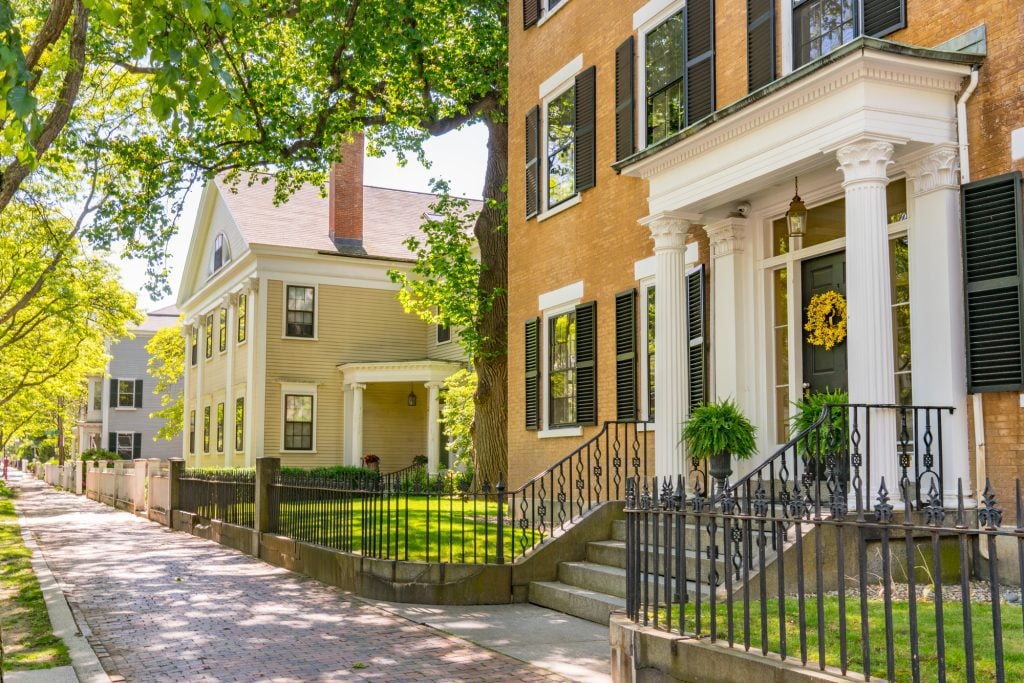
left=558, top=560, right=712, bottom=601
left=528, top=580, right=627, bottom=626
left=587, top=539, right=728, bottom=584
left=611, top=517, right=789, bottom=555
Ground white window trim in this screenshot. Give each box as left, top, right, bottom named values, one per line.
left=536, top=0, right=573, bottom=28
left=281, top=282, right=319, bottom=341
left=537, top=55, right=583, bottom=220
left=114, top=432, right=135, bottom=459
left=90, top=378, right=103, bottom=412
left=114, top=378, right=137, bottom=410
left=280, top=382, right=318, bottom=453
left=538, top=285, right=584, bottom=439
left=209, top=232, right=232, bottom=277
left=635, top=0, right=687, bottom=151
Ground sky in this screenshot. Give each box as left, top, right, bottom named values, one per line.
left=117, top=123, right=490, bottom=310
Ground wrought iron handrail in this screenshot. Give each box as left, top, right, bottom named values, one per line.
left=505, top=420, right=652, bottom=561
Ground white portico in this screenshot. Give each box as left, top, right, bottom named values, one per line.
left=620, top=38, right=980, bottom=502
left=339, top=360, right=463, bottom=474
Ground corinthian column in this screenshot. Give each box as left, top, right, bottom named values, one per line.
left=837, top=139, right=897, bottom=499
left=906, top=145, right=973, bottom=507
left=639, top=210, right=700, bottom=478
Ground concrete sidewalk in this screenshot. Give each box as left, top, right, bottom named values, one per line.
left=7, top=469, right=612, bottom=682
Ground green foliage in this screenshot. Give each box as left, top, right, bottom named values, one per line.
left=280, top=465, right=381, bottom=488
left=0, top=480, right=13, bottom=498
left=789, top=389, right=849, bottom=457
left=79, top=448, right=119, bottom=462
left=147, top=318, right=184, bottom=440
left=16, top=444, right=32, bottom=461
left=682, top=399, right=758, bottom=461
left=439, top=369, right=475, bottom=469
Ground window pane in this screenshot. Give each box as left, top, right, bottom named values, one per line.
left=285, top=395, right=313, bottom=422
left=645, top=12, right=685, bottom=145
left=646, top=286, right=656, bottom=418
left=216, top=402, right=224, bottom=452
left=117, top=433, right=133, bottom=459
left=549, top=312, right=577, bottom=426
left=890, top=235, right=912, bottom=404
left=235, top=398, right=244, bottom=451
left=219, top=308, right=227, bottom=351
left=773, top=268, right=790, bottom=443
left=237, top=294, right=247, bottom=342
left=118, top=380, right=134, bottom=407
left=286, top=286, right=315, bottom=337
left=546, top=87, right=576, bottom=208
left=794, top=0, right=856, bottom=67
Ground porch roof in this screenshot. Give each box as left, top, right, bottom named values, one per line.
left=616, top=36, right=984, bottom=216
left=337, top=359, right=464, bottom=385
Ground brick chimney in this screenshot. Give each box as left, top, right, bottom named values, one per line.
left=329, top=133, right=364, bottom=247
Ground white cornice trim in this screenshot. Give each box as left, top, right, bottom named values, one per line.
left=338, top=360, right=464, bottom=385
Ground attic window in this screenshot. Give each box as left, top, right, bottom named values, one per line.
left=212, top=234, right=230, bottom=273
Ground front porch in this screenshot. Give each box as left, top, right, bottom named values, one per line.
left=619, top=38, right=983, bottom=506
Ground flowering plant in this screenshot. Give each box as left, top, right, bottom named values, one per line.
left=804, top=290, right=847, bottom=350
left=362, top=453, right=379, bottom=465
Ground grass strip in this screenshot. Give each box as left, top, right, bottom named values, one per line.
left=0, top=481, right=70, bottom=672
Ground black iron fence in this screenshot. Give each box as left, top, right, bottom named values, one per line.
left=178, top=468, right=255, bottom=529
left=624, top=473, right=1023, bottom=682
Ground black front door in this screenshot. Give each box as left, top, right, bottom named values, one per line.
left=801, top=252, right=848, bottom=396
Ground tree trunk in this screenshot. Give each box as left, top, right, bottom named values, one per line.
left=56, top=406, right=66, bottom=465
left=471, top=114, right=509, bottom=488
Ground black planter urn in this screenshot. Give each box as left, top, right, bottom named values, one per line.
left=709, top=451, right=732, bottom=491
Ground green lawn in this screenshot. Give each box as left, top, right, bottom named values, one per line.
left=271, top=494, right=543, bottom=563
left=654, top=594, right=1022, bottom=681
left=0, top=481, right=70, bottom=671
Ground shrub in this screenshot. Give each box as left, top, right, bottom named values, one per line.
left=790, top=389, right=849, bottom=457
left=280, top=465, right=381, bottom=488
left=440, top=370, right=475, bottom=471
left=80, top=448, right=120, bottom=462
left=0, top=480, right=14, bottom=499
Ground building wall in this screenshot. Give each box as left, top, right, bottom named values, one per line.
left=507, top=1, right=1024, bottom=489
left=106, top=332, right=183, bottom=459
left=261, top=279, right=430, bottom=468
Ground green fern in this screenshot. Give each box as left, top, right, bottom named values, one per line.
left=682, top=399, right=758, bottom=461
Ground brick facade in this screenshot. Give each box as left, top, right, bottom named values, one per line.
left=507, top=0, right=1024, bottom=497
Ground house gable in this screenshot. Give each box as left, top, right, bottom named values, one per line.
left=177, top=183, right=252, bottom=306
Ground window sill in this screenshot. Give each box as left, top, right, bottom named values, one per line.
left=537, top=194, right=581, bottom=222
left=537, top=0, right=571, bottom=27
left=537, top=426, right=583, bottom=439
left=281, top=335, right=319, bottom=342
left=280, top=450, right=317, bottom=455
left=114, top=406, right=138, bottom=411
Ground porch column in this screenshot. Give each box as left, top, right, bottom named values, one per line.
left=243, top=277, right=259, bottom=466
left=425, top=381, right=444, bottom=475
left=223, top=294, right=236, bottom=467
left=906, top=145, right=973, bottom=506
left=704, top=217, right=755, bottom=478
left=640, top=210, right=699, bottom=478
left=180, top=323, right=191, bottom=460
left=350, top=383, right=366, bottom=469
left=837, top=140, right=898, bottom=499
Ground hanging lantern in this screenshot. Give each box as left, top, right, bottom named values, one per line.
left=786, top=177, right=808, bottom=238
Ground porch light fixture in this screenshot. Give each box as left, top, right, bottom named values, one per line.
left=407, top=384, right=417, bottom=407
left=786, top=177, right=808, bottom=238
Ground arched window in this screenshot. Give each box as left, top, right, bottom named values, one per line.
left=211, top=233, right=230, bottom=273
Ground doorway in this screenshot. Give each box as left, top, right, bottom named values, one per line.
left=801, top=252, right=847, bottom=396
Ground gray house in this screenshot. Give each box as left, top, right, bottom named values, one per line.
left=77, top=305, right=183, bottom=459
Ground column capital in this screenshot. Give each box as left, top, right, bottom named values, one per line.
left=348, top=382, right=367, bottom=391
left=704, top=216, right=748, bottom=259
left=836, top=139, right=895, bottom=186
left=221, top=292, right=237, bottom=307
left=244, top=276, right=260, bottom=294
left=906, top=144, right=960, bottom=196
left=639, top=210, right=701, bottom=252
left=424, top=381, right=445, bottom=391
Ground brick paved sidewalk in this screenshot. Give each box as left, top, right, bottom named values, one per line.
left=12, top=475, right=567, bottom=683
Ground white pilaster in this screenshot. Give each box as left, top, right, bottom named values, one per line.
left=350, top=383, right=366, bottom=470
left=194, top=315, right=206, bottom=468
left=837, top=140, right=898, bottom=498
left=906, top=145, right=974, bottom=506
left=640, top=210, right=699, bottom=478
left=425, top=381, right=444, bottom=475
left=223, top=294, right=237, bottom=467
left=243, top=277, right=260, bottom=466
left=180, top=323, right=191, bottom=460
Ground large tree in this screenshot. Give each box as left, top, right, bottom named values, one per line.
left=1, top=1, right=509, bottom=482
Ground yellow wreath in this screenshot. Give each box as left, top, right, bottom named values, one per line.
left=805, top=290, right=848, bottom=351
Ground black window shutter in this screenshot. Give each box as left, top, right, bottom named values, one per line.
left=108, top=432, right=116, bottom=452
left=525, top=106, right=540, bottom=219
left=684, top=0, right=715, bottom=126
left=134, top=379, right=144, bottom=408
left=686, top=265, right=708, bottom=411
left=574, top=66, right=597, bottom=193
left=615, top=290, right=638, bottom=420
left=862, top=0, right=905, bottom=38
left=575, top=301, right=598, bottom=425
left=962, top=172, right=1024, bottom=392
left=615, top=36, right=635, bottom=161
left=746, top=0, right=775, bottom=92
left=523, top=0, right=540, bottom=29
left=525, top=318, right=541, bottom=430
left=132, top=433, right=142, bottom=459
left=109, top=378, right=117, bottom=407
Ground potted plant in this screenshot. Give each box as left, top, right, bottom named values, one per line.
left=789, top=388, right=848, bottom=479
left=682, top=399, right=757, bottom=491
left=362, top=453, right=380, bottom=471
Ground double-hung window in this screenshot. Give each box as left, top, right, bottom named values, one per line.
left=792, top=0, right=907, bottom=68
left=203, top=406, right=211, bottom=453
left=219, top=308, right=227, bottom=352
left=189, top=410, right=196, bottom=454
left=284, top=394, right=314, bottom=451
left=216, top=402, right=225, bottom=452
left=117, top=379, right=136, bottom=408
left=285, top=285, right=315, bottom=338
left=235, top=398, right=244, bottom=451
left=645, top=12, right=685, bottom=145
left=237, top=294, right=247, bottom=343
left=116, top=433, right=135, bottom=460
left=546, top=86, right=576, bottom=209
left=205, top=314, right=213, bottom=358
left=644, top=284, right=656, bottom=418
left=548, top=311, right=577, bottom=427
left=191, top=327, right=198, bottom=366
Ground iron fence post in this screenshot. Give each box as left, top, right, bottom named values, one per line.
left=496, top=479, right=506, bottom=565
